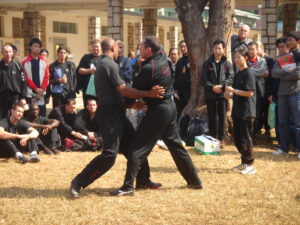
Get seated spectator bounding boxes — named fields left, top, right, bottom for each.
left=0, top=103, right=39, bottom=163
left=25, top=104, right=60, bottom=155
left=74, top=98, right=103, bottom=151
left=48, top=98, right=87, bottom=151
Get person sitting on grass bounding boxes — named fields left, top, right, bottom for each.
left=74, top=98, right=103, bottom=151
left=48, top=98, right=87, bottom=151
left=0, top=103, right=40, bottom=163
left=24, top=103, right=60, bottom=155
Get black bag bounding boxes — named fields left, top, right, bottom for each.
left=185, top=117, right=208, bottom=146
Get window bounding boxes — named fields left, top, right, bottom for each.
left=0, top=16, right=4, bottom=37
left=53, top=21, right=77, bottom=34
left=101, top=26, right=108, bottom=36
left=13, top=17, right=22, bottom=38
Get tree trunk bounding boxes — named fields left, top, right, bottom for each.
left=174, top=0, right=235, bottom=119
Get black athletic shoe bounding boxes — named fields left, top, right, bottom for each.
left=28, top=154, right=40, bottom=163
left=136, top=181, right=162, bottom=190
left=187, top=184, right=203, bottom=189
left=17, top=155, right=29, bottom=164
left=110, top=188, right=134, bottom=196
left=43, top=148, right=53, bottom=155
left=51, top=149, right=60, bottom=155
left=70, top=178, right=81, bottom=198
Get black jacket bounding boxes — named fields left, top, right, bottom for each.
left=73, top=109, right=100, bottom=135
left=49, top=60, right=77, bottom=97
left=201, top=55, right=234, bottom=99
left=174, top=55, right=190, bottom=91
left=0, top=59, right=27, bottom=98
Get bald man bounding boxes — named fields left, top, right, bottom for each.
left=70, top=38, right=165, bottom=198
left=0, top=44, right=27, bottom=118
left=231, top=24, right=252, bottom=66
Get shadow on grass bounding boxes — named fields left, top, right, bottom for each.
left=0, top=187, right=115, bottom=199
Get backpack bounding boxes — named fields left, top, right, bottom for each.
left=185, top=117, right=208, bottom=146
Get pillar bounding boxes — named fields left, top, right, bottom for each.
left=282, top=4, right=298, bottom=37
left=88, top=16, right=101, bottom=48
left=22, top=11, right=42, bottom=55
left=261, top=0, right=278, bottom=58
left=158, top=26, right=165, bottom=47
left=127, top=22, right=135, bottom=52
left=107, top=0, right=123, bottom=40
left=143, top=9, right=157, bottom=37
left=168, top=26, right=178, bottom=49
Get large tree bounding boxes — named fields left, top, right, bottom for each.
left=174, top=0, right=235, bottom=118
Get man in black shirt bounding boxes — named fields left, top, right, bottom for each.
left=111, top=37, right=202, bottom=196
left=48, top=98, right=86, bottom=151
left=201, top=40, right=234, bottom=148
left=0, top=44, right=27, bottom=118
left=0, top=103, right=39, bottom=163
left=77, top=39, right=102, bottom=106
left=174, top=40, right=191, bottom=116
left=74, top=98, right=103, bottom=151
left=70, top=37, right=165, bottom=198
left=25, top=104, right=60, bottom=154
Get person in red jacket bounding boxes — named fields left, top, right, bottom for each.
left=22, top=38, right=49, bottom=116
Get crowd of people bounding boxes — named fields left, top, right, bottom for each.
left=0, top=23, right=299, bottom=197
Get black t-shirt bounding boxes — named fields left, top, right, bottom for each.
left=232, top=68, right=256, bottom=118
left=94, top=55, right=124, bottom=106
left=0, top=117, right=30, bottom=134
left=77, top=54, right=102, bottom=93
left=25, top=115, right=49, bottom=133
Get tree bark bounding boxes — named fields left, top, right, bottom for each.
left=174, top=0, right=235, bottom=119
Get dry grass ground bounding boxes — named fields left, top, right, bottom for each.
left=0, top=136, right=299, bottom=225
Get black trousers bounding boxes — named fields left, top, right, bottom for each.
left=0, top=92, right=20, bottom=119
left=122, top=100, right=201, bottom=190
left=259, top=96, right=271, bottom=132
left=233, top=117, right=255, bottom=165
left=0, top=138, right=38, bottom=158
left=74, top=105, right=151, bottom=188
left=177, top=89, right=191, bottom=117
left=254, top=90, right=263, bottom=136
left=206, top=98, right=226, bottom=141
left=39, top=128, right=59, bottom=149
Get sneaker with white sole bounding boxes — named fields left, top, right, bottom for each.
left=28, top=154, right=40, bottom=163
left=272, top=149, right=288, bottom=156
left=241, top=164, right=255, bottom=175
left=110, top=188, right=134, bottom=196
left=231, top=164, right=246, bottom=172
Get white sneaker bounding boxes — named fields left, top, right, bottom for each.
left=241, top=164, right=255, bottom=175
left=156, top=140, right=168, bottom=150
left=297, top=152, right=300, bottom=159
left=272, top=149, right=288, bottom=156
left=231, top=164, right=246, bottom=172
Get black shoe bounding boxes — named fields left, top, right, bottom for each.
left=70, top=178, right=81, bottom=198
left=51, top=149, right=60, bottom=155
left=28, top=154, right=40, bottom=163
left=110, top=188, right=134, bottom=196
left=187, top=184, right=203, bottom=189
left=136, top=181, right=162, bottom=190
left=43, top=148, right=54, bottom=155
left=17, top=155, right=29, bottom=164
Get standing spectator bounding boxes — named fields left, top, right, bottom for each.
left=258, top=42, right=275, bottom=137
left=0, top=103, right=40, bottom=163
left=225, top=48, right=256, bottom=175
left=231, top=24, right=252, bottom=70
left=272, top=34, right=300, bottom=159
left=168, top=48, right=179, bottom=80
left=48, top=98, right=86, bottom=151
left=247, top=42, right=268, bottom=138
left=22, top=38, right=49, bottom=117
left=77, top=39, right=101, bottom=106
left=116, top=40, right=133, bottom=85
left=74, top=98, right=103, bottom=151
left=174, top=40, right=191, bottom=116
left=201, top=40, right=234, bottom=149
left=0, top=44, right=27, bottom=118
left=40, top=49, right=49, bottom=61
left=25, top=104, right=60, bottom=155
left=48, top=46, right=77, bottom=108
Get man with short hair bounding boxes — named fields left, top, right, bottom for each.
left=247, top=41, right=269, bottom=138
left=0, top=44, right=27, bottom=118
left=77, top=39, right=102, bottom=105
left=25, top=104, right=60, bottom=155
left=174, top=40, right=191, bottom=116
left=116, top=40, right=133, bottom=85
left=22, top=38, right=49, bottom=116
left=111, top=36, right=202, bottom=196
left=74, top=98, right=103, bottom=151
left=0, top=103, right=39, bottom=163
left=48, top=98, right=86, bottom=151
left=70, top=37, right=165, bottom=198
left=287, top=31, right=300, bottom=61
left=201, top=39, right=234, bottom=148
left=231, top=24, right=252, bottom=67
